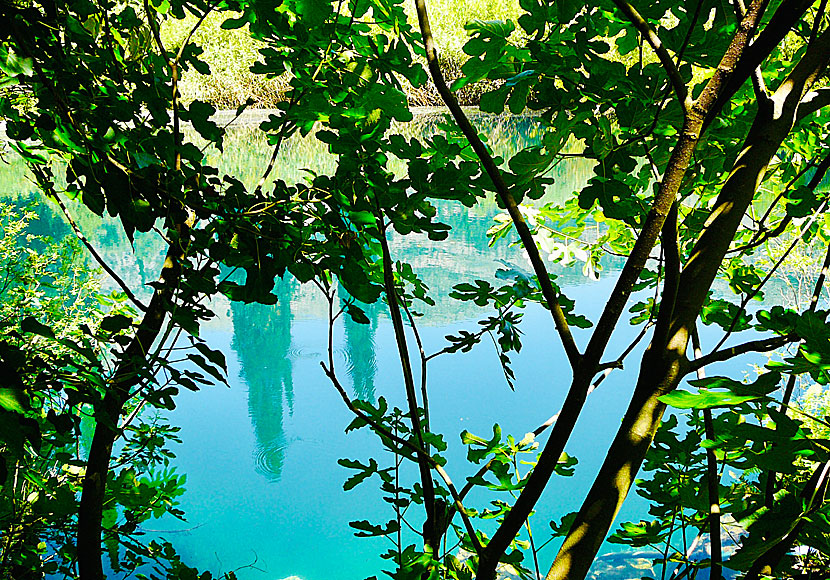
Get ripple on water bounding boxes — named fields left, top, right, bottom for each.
left=285, top=346, right=320, bottom=360
left=253, top=440, right=290, bottom=481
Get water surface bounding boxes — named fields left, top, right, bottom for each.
left=1, top=112, right=768, bottom=580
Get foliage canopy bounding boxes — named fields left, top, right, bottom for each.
left=2, top=0, right=830, bottom=578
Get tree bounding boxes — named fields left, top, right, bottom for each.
left=3, top=0, right=830, bottom=579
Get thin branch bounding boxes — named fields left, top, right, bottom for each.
left=609, top=0, right=690, bottom=111
left=412, top=0, right=581, bottom=369
left=50, top=191, right=147, bottom=312
left=675, top=0, right=706, bottom=66
left=589, top=321, right=653, bottom=393
left=400, top=299, right=430, bottom=433
left=319, top=362, right=483, bottom=555
left=142, top=0, right=166, bottom=56
left=810, top=0, right=829, bottom=44
left=727, top=160, right=819, bottom=254
left=711, top=197, right=829, bottom=352
left=254, top=93, right=302, bottom=194
left=173, top=0, right=222, bottom=65
left=690, top=326, right=722, bottom=580
left=458, top=320, right=653, bottom=503
left=686, top=334, right=797, bottom=372
left=764, top=241, right=830, bottom=504
left=375, top=217, right=439, bottom=551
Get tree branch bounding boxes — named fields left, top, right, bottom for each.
left=545, top=5, right=770, bottom=579
left=690, top=325, right=722, bottom=580
left=77, top=217, right=190, bottom=580
left=652, top=201, right=681, bottom=350
left=319, top=362, right=483, bottom=556
left=375, top=217, right=439, bottom=552
left=686, top=334, right=796, bottom=372
left=810, top=0, right=829, bottom=44
left=412, top=0, right=581, bottom=369
left=764, top=241, right=830, bottom=504
left=400, top=299, right=431, bottom=433
left=745, top=460, right=830, bottom=580
left=729, top=151, right=830, bottom=254
left=51, top=191, right=148, bottom=312
left=797, top=87, right=830, bottom=121
left=711, top=197, right=829, bottom=353
left=703, top=0, right=812, bottom=130
left=610, top=0, right=689, bottom=111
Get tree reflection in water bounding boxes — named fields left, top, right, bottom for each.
left=231, top=277, right=296, bottom=480
left=339, top=283, right=379, bottom=403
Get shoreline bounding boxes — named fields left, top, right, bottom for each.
left=210, top=105, right=486, bottom=127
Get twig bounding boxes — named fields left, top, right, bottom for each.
left=254, top=93, right=302, bottom=194
left=50, top=191, right=148, bottom=312
left=710, top=197, right=829, bottom=354
left=319, top=361, right=484, bottom=555
left=686, top=334, right=797, bottom=372
left=764, top=241, right=830, bottom=504
left=400, top=299, right=430, bottom=433
left=729, top=153, right=830, bottom=255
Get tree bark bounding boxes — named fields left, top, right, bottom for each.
left=546, top=24, right=830, bottom=580
left=77, top=224, right=188, bottom=580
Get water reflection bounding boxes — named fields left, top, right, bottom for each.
left=213, top=112, right=596, bottom=485
left=231, top=277, right=297, bottom=480
left=2, top=112, right=598, bottom=488
left=339, top=285, right=380, bottom=403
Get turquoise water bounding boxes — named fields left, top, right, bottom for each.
left=2, top=113, right=772, bottom=580
left=151, top=118, right=644, bottom=580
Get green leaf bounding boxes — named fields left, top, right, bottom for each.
left=100, top=314, right=133, bottom=333
left=348, top=519, right=400, bottom=537
left=20, top=317, right=55, bottom=339
left=0, top=388, right=27, bottom=414
left=338, top=458, right=380, bottom=490
left=658, top=389, right=759, bottom=409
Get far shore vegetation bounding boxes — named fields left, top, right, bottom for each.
left=161, top=0, right=522, bottom=108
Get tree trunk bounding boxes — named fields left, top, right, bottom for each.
left=76, top=222, right=188, bottom=580
left=546, top=348, right=685, bottom=580
left=546, top=25, right=830, bottom=577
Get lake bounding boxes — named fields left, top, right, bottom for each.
left=2, top=111, right=767, bottom=580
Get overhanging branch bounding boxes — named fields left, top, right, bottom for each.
left=610, top=0, right=689, bottom=111
left=412, top=0, right=581, bottom=369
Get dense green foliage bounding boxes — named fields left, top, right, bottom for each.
left=2, top=0, right=830, bottom=579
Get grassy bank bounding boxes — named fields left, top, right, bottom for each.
left=161, top=0, right=523, bottom=109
